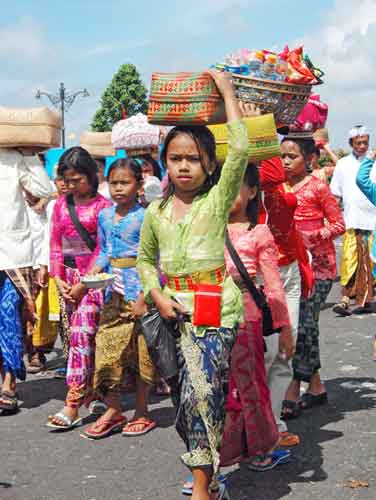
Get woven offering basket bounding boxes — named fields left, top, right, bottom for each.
left=209, top=114, right=280, bottom=164
left=231, top=74, right=312, bottom=126
left=148, top=72, right=226, bottom=126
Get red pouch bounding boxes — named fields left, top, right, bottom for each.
left=193, top=284, right=222, bottom=328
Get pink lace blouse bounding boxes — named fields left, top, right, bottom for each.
left=225, top=224, right=290, bottom=328
left=50, top=194, right=112, bottom=280
left=293, top=175, right=345, bottom=281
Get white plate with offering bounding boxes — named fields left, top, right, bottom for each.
left=81, top=273, right=115, bottom=289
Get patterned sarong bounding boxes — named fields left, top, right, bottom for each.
left=0, top=272, right=26, bottom=380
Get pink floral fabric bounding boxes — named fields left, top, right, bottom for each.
left=225, top=224, right=290, bottom=329
left=50, top=194, right=112, bottom=279
left=293, top=176, right=345, bottom=281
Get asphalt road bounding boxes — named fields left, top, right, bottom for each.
left=1, top=279, right=376, bottom=500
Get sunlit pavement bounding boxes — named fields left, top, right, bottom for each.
left=1, top=278, right=375, bottom=500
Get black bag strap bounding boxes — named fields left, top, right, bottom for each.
left=66, top=194, right=96, bottom=252
left=225, top=229, right=267, bottom=311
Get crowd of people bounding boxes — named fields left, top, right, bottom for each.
left=1, top=71, right=376, bottom=500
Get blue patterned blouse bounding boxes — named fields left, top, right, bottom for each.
left=96, top=203, right=144, bottom=302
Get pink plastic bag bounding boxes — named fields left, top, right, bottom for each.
left=291, top=94, right=328, bottom=133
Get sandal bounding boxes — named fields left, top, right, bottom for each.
left=27, top=352, right=46, bottom=374
left=281, top=400, right=301, bottom=420
left=279, top=431, right=300, bottom=447
left=212, top=483, right=230, bottom=500
left=248, top=449, right=291, bottom=472
left=332, top=301, right=352, bottom=316
left=299, top=392, right=328, bottom=410
left=155, top=379, right=171, bottom=396
left=46, top=410, right=82, bottom=431
left=54, top=367, right=67, bottom=379
left=122, top=416, right=156, bottom=436
left=82, top=414, right=127, bottom=440
left=0, top=390, right=19, bottom=412
left=352, top=304, right=373, bottom=315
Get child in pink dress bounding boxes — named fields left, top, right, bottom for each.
left=221, top=164, right=293, bottom=470
left=47, top=147, right=112, bottom=430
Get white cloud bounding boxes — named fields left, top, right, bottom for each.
left=299, top=0, right=376, bottom=147
left=84, top=39, right=151, bottom=58
left=0, top=16, right=54, bottom=62
left=176, top=0, right=255, bottom=37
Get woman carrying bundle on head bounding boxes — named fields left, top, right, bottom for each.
left=281, top=135, right=345, bottom=411
left=47, top=147, right=112, bottom=431
left=137, top=70, right=249, bottom=500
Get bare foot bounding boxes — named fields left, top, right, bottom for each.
left=284, top=379, right=301, bottom=402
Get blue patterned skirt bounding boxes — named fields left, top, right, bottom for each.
left=0, top=272, right=26, bottom=380
left=172, top=321, right=235, bottom=480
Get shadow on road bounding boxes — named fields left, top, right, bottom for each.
left=0, top=482, right=12, bottom=489
left=227, top=376, right=376, bottom=500
left=16, top=377, right=66, bottom=409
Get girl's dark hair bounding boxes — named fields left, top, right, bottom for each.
left=106, top=158, right=143, bottom=183
left=159, top=125, right=219, bottom=208
left=137, top=154, right=162, bottom=180
left=281, top=137, right=316, bottom=163
left=58, top=146, right=99, bottom=195
left=243, top=163, right=260, bottom=226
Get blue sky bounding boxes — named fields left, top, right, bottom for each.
left=1, top=0, right=376, bottom=148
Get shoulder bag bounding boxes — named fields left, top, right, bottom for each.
left=225, top=230, right=281, bottom=337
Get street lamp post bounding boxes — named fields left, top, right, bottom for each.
left=35, top=82, right=89, bottom=147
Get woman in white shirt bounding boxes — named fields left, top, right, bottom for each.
left=0, top=150, right=52, bottom=413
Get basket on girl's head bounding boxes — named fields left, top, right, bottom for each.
left=232, top=74, right=312, bottom=127
left=147, top=71, right=313, bottom=128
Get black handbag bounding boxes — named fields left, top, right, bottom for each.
left=140, top=308, right=181, bottom=381
left=225, top=230, right=281, bottom=337
left=66, top=194, right=96, bottom=252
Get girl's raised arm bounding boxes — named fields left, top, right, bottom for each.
left=208, top=70, right=251, bottom=214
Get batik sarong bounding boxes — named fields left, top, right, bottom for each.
left=172, top=321, right=235, bottom=483
left=93, top=293, right=155, bottom=396
left=341, top=229, right=373, bottom=305
left=293, top=279, right=332, bottom=382
left=0, top=272, right=26, bottom=380
left=220, top=320, right=279, bottom=466
left=32, top=278, right=59, bottom=351
left=64, top=268, right=103, bottom=409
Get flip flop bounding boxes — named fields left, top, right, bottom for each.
left=299, top=392, right=328, bottom=410
left=281, top=400, right=301, bottom=420
left=181, top=473, right=227, bottom=496
left=0, top=390, right=19, bottom=412
left=122, top=417, right=156, bottom=436
left=279, top=432, right=300, bottom=447
left=332, top=302, right=352, bottom=316
left=53, top=367, right=67, bottom=379
left=352, top=305, right=373, bottom=315
left=82, top=414, right=127, bottom=440
left=46, top=410, right=83, bottom=431
left=248, top=449, right=291, bottom=472
left=212, top=483, right=230, bottom=500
